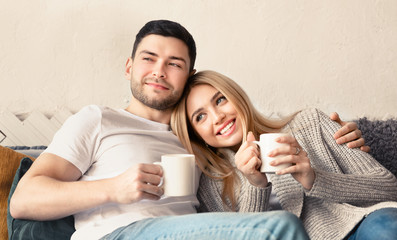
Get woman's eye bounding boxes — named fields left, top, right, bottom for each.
left=216, top=96, right=227, bottom=105
left=195, top=113, right=204, bottom=122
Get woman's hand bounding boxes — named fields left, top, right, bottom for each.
left=268, top=135, right=315, bottom=190
left=234, top=132, right=268, bottom=188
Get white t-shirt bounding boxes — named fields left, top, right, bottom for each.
left=44, top=105, right=200, bottom=240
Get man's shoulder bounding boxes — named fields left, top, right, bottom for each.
left=74, top=105, right=123, bottom=121
left=78, top=105, right=114, bottom=115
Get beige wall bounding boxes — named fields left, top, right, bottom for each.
left=1, top=0, right=396, bottom=120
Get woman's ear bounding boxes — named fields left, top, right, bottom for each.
left=125, top=57, right=133, bottom=80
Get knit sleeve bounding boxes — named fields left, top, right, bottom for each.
left=196, top=173, right=225, bottom=213
left=196, top=162, right=272, bottom=213
left=295, top=108, right=397, bottom=203
left=238, top=181, right=272, bottom=212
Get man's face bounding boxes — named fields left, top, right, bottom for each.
left=126, top=34, right=192, bottom=111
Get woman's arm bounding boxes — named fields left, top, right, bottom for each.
left=330, top=112, right=370, bottom=152
left=298, top=109, right=397, bottom=203
left=196, top=163, right=272, bottom=213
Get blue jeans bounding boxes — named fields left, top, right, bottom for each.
left=101, top=210, right=309, bottom=240
left=347, top=208, right=397, bottom=240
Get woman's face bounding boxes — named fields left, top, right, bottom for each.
left=186, top=84, right=243, bottom=150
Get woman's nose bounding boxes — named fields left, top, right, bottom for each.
left=212, top=111, right=226, bottom=125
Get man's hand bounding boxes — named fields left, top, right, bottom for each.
left=10, top=155, right=164, bottom=221
left=330, top=112, right=370, bottom=152
left=111, top=163, right=164, bottom=204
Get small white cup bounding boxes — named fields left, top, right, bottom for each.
left=155, top=154, right=196, bottom=197
left=254, top=133, right=292, bottom=173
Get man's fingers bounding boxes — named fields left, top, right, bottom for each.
left=334, top=124, right=360, bottom=141
left=360, top=145, right=371, bottom=153
left=343, top=122, right=359, bottom=132
left=346, top=138, right=365, bottom=148
left=137, top=163, right=163, bottom=175
left=336, top=129, right=362, bottom=144
left=131, top=164, right=163, bottom=186
left=340, top=136, right=370, bottom=151
left=138, top=191, right=163, bottom=201
left=330, top=112, right=342, bottom=124
left=334, top=125, right=349, bottom=139
left=141, top=183, right=164, bottom=197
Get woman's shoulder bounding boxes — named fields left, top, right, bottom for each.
left=287, top=108, right=333, bottom=134
left=289, top=108, right=344, bottom=139
left=290, top=108, right=328, bottom=124
left=294, top=108, right=328, bottom=118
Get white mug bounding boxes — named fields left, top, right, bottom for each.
left=254, top=133, right=292, bottom=173
left=155, top=154, right=196, bottom=197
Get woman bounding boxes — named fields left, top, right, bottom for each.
left=171, top=70, right=397, bottom=240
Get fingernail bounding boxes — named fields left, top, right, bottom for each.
left=347, top=143, right=352, bottom=148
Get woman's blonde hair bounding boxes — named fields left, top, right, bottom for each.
left=171, top=70, right=292, bottom=209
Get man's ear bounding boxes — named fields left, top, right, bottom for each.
left=125, top=57, right=133, bottom=80
left=189, top=69, right=196, bottom=77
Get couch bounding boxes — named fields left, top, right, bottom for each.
left=0, top=146, right=32, bottom=240
left=1, top=146, right=74, bottom=240
left=1, top=118, right=396, bottom=239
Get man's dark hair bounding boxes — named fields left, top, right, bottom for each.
left=131, top=20, right=196, bottom=72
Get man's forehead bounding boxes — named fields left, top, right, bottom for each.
left=137, top=34, right=190, bottom=61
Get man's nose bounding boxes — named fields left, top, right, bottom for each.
left=152, top=63, right=166, bottom=79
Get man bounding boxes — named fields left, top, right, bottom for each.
left=10, top=20, right=364, bottom=239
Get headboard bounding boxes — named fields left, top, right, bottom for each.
left=0, top=110, right=72, bottom=147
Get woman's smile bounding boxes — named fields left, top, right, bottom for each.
left=217, top=119, right=236, bottom=136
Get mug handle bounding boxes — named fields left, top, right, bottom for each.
left=252, top=141, right=261, bottom=155
left=153, top=162, right=164, bottom=187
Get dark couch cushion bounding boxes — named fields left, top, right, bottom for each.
left=356, top=117, right=397, bottom=177
left=0, top=146, right=32, bottom=240
left=7, top=157, right=75, bottom=240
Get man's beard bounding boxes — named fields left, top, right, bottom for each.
left=130, top=78, right=182, bottom=111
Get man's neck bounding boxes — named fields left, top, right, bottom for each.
left=125, top=98, right=172, bottom=124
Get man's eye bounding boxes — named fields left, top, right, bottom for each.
left=143, top=57, right=152, bottom=61
left=216, top=96, right=227, bottom=105
left=169, top=63, right=181, bottom=68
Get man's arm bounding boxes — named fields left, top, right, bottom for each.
left=10, top=153, right=164, bottom=221
left=330, top=112, right=370, bottom=152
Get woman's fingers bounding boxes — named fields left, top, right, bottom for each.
left=268, top=144, right=304, bottom=157
left=270, top=154, right=298, bottom=167
left=270, top=150, right=309, bottom=169
left=242, top=156, right=262, bottom=174
left=235, top=142, right=260, bottom=169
